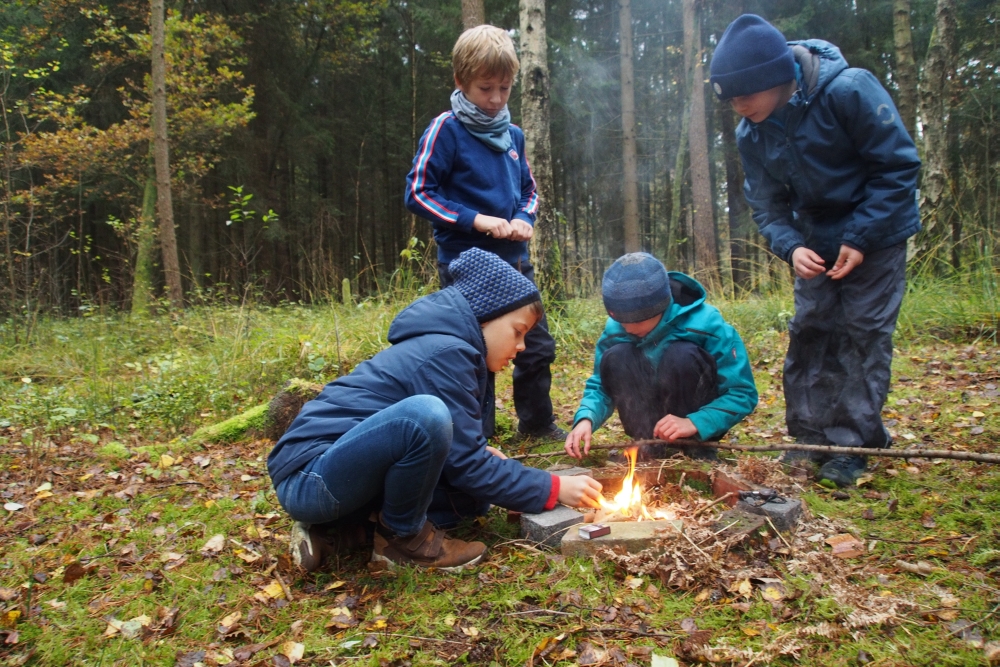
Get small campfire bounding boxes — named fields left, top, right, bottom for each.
left=587, top=447, right=685, bottom=524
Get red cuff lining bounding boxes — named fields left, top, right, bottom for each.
left=544, top=474, right=560, bottom=510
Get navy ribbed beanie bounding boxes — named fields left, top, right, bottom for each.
left=602, top=253, right=672, bottom=323
left=709, top=14, right=795, bottom=100
left=448, top=248, right=541, bottom=323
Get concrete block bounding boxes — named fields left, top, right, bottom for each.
left=736, top=497, right=803, bottom=533
left=520, top=505, right=585, bottom=547
left=561, top=519, right=685, bottom=558
left=711, top=509, right=767, bottom=544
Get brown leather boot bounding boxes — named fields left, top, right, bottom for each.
left=371, top=517, right=486, bottom=572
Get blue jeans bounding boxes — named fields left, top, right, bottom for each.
left=274, top=395, right=452, bottom=536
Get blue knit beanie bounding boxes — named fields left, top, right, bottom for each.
left=602, top=253, right=672, bottom=323
left=448, top=248, right=541, bottom=323
left=709, top=14, right=795, bottom=100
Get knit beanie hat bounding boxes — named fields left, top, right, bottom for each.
left=602, top=253, right=673, bottom=323
left=709, top=14, right=795, bottom=100
left=448, top=248, right=541, bottom=323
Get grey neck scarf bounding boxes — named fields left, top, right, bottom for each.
left=451, top=89, right=512, bottom=152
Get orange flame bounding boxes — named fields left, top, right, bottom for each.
left=599, top=446, right=679, bottom=521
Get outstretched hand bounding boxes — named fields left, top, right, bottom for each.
left=558, top=475, right=603, bottom=509
left=564, top=420, right=593, bottom=460
left=653, top=414, right=698, bottom=441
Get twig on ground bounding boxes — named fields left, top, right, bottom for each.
left=692, top=491, right=735, bottom=517
left=765, top=516, right=793, bottom=550
left=505, top=609, right=575, bottom=617
left=946, top=602, right=1000, bottom=636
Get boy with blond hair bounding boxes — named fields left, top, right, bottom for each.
left=405, top=25, right=565, bottom=442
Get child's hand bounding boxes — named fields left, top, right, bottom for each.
left=473, top=214, right=514, bottom=239
left=485, top=446, right=508, bottom=460
left=558, top=475, right=603, bottom=509
left=791, top=247, right=826, bottom=279
left=826, top=245, right=864, bottom=280
left=653, top=415, right=698, bottom=442
left=508, top=219, right=534, bottom=242
left=564, top=420, right=593, bottom=459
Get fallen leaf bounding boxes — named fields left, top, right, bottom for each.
left=443, top=614, right=456, bottom=627
left=825, top=534, right=864, bottom=559
left=280, top=641, right=304, bottom=664
left=680, top=618, right=698, bottom=633
left=159, top=454, right=175, bottom=468
left=201, top=534, right=226, bottom=555
left=741, top=625, right=761, bottom=636
left=887, top=498, right=899, bottom=513
left=895, top=559, right=935, bottom=576
left=323, top=581, right=346, bottom=592
left=651, top=655, right=680, bottom=667
left=2, top=610, right=21, bottom=628
left=461, top=625, right=479, bottom=637
left=862, top=508, right=876, bottom=521
left=217, top=611, right=241, bottom=636
left=3, top=503, right=24, bottom=512
left=761, top=583, right=785, bottom=602
left=33, top=482, right=52, bottom=493
left=986, top=641, right=1000, bottom=665
left=326, top=606, right=357, bottom=630
left=921, top=510, right=937, bottom=528
left=262, top=581, right=286, bottom=600
left=625, top=576, right=643, bottom=589
left=0, top=589, right=18, bottom=602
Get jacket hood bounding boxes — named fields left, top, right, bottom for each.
left=788, top=39, right=848, bottom=101
left=387, top=287, right=484, bottom=353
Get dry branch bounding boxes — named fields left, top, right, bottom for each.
left=514, top=438, right=1000, bottom=465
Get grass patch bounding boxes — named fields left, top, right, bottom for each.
left=1, top=275, right=999, bottom=665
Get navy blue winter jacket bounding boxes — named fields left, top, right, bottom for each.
left=738, top=40, right=921, bottom=265
left=404, top=112, right=538, bottom=265
left=266, top=288, right=555, bottom=513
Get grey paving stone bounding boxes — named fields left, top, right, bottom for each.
left=736, top=497, right=803, bottom=533
left=520, top=505, right=585, bottom=547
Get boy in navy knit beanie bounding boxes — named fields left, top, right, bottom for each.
left=270, top=247, right=602, bottom=573
left=565, top=253, right=757, bottom=461
left=710, top=15, right=920, bottom=487
left=404, top=25, right=564, bottom=443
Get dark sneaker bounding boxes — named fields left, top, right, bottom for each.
left=371, top=519, right=486, bottom=572
left=290, top=519, right=373, bottom=572
left=290, top=521, right=331, bottom=572
left=515, top=422, right=569, bottom=442
left=817, top=455, right=867, bottom=488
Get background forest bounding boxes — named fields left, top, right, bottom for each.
left=1, top=0, right=997, bottom=319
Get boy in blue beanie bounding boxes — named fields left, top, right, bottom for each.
left=564, top=253, right=758, bottom=461
left=404, top=25, right=564, bottom=442
left=710, top=15, right=921, bottom=487
left=269, top=248, right=602, bottom=572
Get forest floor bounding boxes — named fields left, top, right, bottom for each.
left=1, top=291, right=999, bottom=666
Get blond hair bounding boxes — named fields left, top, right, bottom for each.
left=452, top=25, right=520, bottom=87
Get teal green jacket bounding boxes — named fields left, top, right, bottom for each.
left=573, top=273, right=758, bottom=440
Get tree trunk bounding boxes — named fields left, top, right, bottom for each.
left=461, top=0, right=485, bottom=29
left=892, top=0, right=919, bottom=139
left=719, top=103, right=751, bottom=293
left=151, top=0, right=183, bottom=308
left=519, top=0, right=563, bottom=301
left=683, top=0, right=720, bottom=290
left=131, top=174, right=157, bottom=316
left=618, top=0, right=640, bottom=253
left=916, top=0, right=957, bottom=264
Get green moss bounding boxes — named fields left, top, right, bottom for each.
left=96, top=441, right=131, bottom=460
left=191, top=402, right=269, bottom=443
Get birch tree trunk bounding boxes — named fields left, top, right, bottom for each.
left=683, top=0, right=720, bottom=289
left=519, top=0, right=563, bottom=300
left=461, top=0, right=485, bottom=29
left=151, top=0, right=182, bottom=308
left=916, top=0, right=957, bottom=262
left=131, top=175, right=157, bottom=315
left=617, top=0, right=640, bottom=253
left=893, top=0, right=918, bottom=139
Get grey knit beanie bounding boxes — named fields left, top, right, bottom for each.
left=448, top=248, right=541, bottom=323
left=602, top=253, right=672, bottom=323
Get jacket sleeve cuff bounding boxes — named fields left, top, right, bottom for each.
left=544, top=474, right=560, bottom=510
left=456, top=209, right=478, bottom=233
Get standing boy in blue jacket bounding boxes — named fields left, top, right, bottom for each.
left=404, top=25, right=563, bottom=442
left=564, top=253, right=758, bottom=461
left=269, top=249, right=602, bottom=573
left=710, top=15, right=921, bottom=487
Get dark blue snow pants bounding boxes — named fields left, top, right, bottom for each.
left=784, top=243, right=907, bottom=449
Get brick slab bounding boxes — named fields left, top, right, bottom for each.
left=561, top=519, right=685, bottom=558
